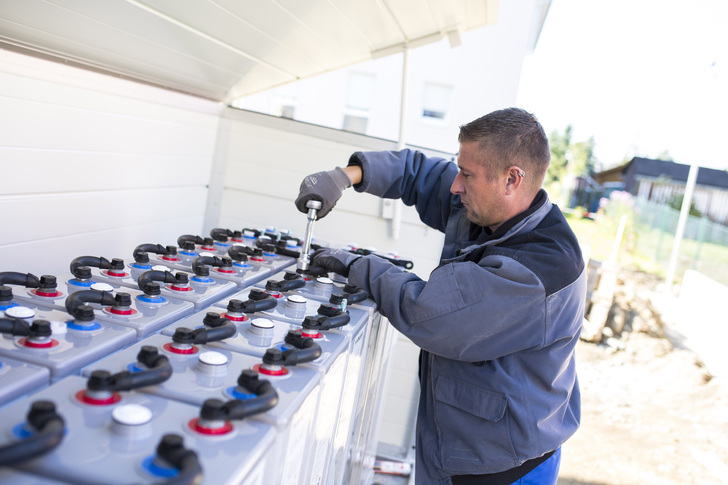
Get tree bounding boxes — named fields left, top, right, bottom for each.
left=570, top=136, right=596, bottom=175
left=545, top=125, right=597, bottom=185
left=654, top=150, right=673, bottom=161
left=667, top=194, right=702, bottom=217
left=545, top=125, right=572, bottom=187
left=544, top=126, right=598, bottom=209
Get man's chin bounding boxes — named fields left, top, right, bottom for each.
left=465, top=213, right=488, bottom=227
left=465, top=214, right=480, bottom=225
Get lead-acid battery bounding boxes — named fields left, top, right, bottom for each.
left=0, top=375, right=277, bottom=484
left=0, top=303, right=135, bottom=382
left=159, top=306, right=353, bottom=485
left=81, top=331, right=322, bottom=485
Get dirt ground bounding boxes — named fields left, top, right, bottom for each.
left=557, top=270, right=728, bottom=485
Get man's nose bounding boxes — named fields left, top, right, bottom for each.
left=451, top=172, right=464, bottom=194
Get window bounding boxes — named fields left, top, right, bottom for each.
left=278, top=104, right=295, bottom=119
left=342, top=114, right=368, bottom=133
left=343, top=72, right=375, bottom=134
left=421, top=83, right=453, bottom=120
left=272, top=84, right=298, bottom=119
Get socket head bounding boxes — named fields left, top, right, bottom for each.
left=306, top=200, right=323, bottom=210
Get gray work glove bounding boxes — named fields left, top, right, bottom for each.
left=295, top=167, right=352, bottom=219
left=309, top=248, right=361, bottom=278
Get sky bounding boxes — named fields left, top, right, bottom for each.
left=516, top=0, right=728, bottom=171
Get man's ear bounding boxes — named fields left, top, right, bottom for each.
left=505, top=166, right=525, bottom=195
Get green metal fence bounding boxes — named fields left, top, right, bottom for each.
left=630, top=198, right=728, bottom=286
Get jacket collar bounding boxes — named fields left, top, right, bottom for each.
left=459, top=189, right=552, bottom=255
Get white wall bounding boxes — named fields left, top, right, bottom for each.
left=208, top=107, right=450, bottom=278
left=0, top=49, right=224, bottom=278
left=233, top=0, right=542, bottom=155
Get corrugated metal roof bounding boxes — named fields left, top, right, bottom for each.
left=0, top=0, right=503, bottom=102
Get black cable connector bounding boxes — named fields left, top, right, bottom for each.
left=200, top=371, right=278, bottom=422
left=171, top=320, right=235, bottom=346
left=0, top=400, right=65, bottom=466
left=65, top=290, right=116, bottom=318
left=341, top=284, right=370, bottom=304
left=133, top=243, right=172, bottom=263
left=137, top=270, right=188, bottom=293
left=0, top=318, right=54, bottom=340
left=226, top=289, right=277, bottom=314
left=70, top=256, right=111, bottom=276
left=152, top=434, right=204, bottom=485
left=192, top=256, right=232, bottom=275
left=301, top=306, right=351, bottom=331
left=264, top=276, right=305, bottom=293
left=85, top=346, right=172, bottom=392
left=226, top=246, right=249, bottom=264
left=262, top=333, right=322, bottom=366
left=0, top=271, right=40, bottom=288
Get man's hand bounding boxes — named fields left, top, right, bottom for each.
left=295, top=167, right=352, bottom=219
left=309, top=248, right=361, bottom=277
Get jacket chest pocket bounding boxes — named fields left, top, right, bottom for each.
left=433, top=374, right=518, bottom=473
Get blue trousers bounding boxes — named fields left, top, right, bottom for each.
left=510, top=447, right=561, bottom=485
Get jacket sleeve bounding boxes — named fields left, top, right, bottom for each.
left=348, top=149, right=457, bottom=232
left=348, top=254, right=548, bottom=363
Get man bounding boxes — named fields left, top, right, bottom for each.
left=296, top=108, right=585, bottom=485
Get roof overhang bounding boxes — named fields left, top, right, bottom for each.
left=0, top=0, right=506, bottom=103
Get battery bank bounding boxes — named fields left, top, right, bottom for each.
left=49, top=277, right=195, bottom=339
left=159, top=307, right=353, bottom=485
left=0, top=375, right=277, bottom=484
left=252, top=271, right=393, bottom=485
left=81, top=332, right=322, bottom=485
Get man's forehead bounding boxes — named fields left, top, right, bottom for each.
left=457, top=142, right=488, bottom=169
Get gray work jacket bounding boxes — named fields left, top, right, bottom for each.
left=346, top=149, right=585, bottom=484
